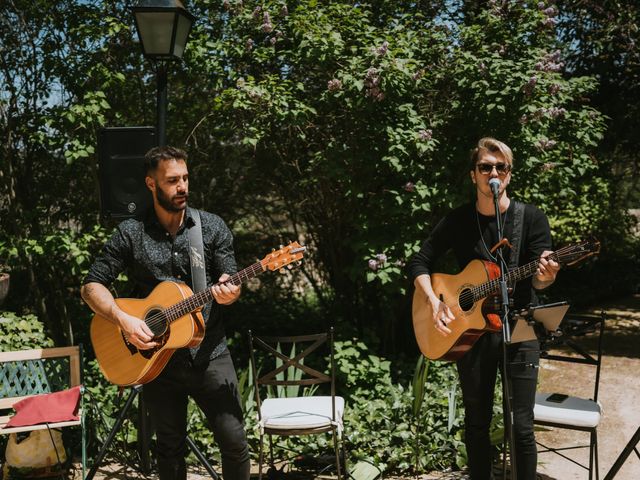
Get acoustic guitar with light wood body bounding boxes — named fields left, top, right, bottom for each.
left=91, top=242, right=306, bottom=386
left=412, top=239, right=600, bottom=361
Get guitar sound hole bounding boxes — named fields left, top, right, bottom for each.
left=459, top=288, right=474, bottom=312
left=145, top=309, right=169, bottom=337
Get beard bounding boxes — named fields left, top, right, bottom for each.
left=156, top=185, right=188, bottom=213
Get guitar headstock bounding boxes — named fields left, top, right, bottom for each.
left=260, top=241, right=306, bottom=271
left=555, top=238, right=600, bottom=267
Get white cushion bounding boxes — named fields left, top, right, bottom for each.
left=534, top=392, right=602, bottom=428
left=260, top=396, right=345, bottom=433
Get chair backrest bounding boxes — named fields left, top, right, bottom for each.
left=0, top=346, right=83, bottom=410
left=539, top=312, right=606, bottom=401
left=248, top=329, right=337, bottom=417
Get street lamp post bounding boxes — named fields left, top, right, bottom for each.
left=129, top=1, right=195, bottom=471
left=131, top=0, right=195, bottom=146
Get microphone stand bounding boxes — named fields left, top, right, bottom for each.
left=491, top=185, right=518, bottom=480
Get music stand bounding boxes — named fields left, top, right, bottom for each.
left=85, top=385, right=220, bottom=480
left=510, top=301, right=570, bottom=344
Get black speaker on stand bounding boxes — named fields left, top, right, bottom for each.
left=97, top=127, right=156, bottom=219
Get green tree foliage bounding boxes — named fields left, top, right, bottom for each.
left=0, top=0, right=117, bottom=345
left=556, top=0, right=640, bottom=205
left=0, top=1, right=638, bottom=472
left=2, top=0, right=633, bottom=351
left=180, top=0, right=619, bottom=349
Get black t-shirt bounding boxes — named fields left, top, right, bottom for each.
left=406, top=200, right=552, bottom=309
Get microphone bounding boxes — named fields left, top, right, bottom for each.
left=489, top=178, right=501, bottom=197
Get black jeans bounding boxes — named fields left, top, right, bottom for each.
left=144, top=349, right=250, bottom=480
left=456, top=332, right=539, bottom=480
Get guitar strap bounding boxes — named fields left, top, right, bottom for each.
left=187, top=207, right=207, bottom=293
left=187, top=207, right=210, bottom=361
left=508, top=200, right=525, bottom=275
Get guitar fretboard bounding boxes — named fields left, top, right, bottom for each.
left=471, top=252, right=561, bottom=302
left=471, top=237, right=603, bottom=302
left=160, top=261, right=265, bottom=323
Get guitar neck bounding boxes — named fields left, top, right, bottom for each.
left=162, top=262, right=265, bottom=323
left=471, top=252, right=560, bottom=302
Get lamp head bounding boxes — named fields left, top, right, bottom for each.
left=131, top=0, right=196, bottom=60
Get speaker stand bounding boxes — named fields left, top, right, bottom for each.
left=85, top=385, right=219, bottom=480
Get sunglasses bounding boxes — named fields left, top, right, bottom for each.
left=476, top=162, right=511, bottom=175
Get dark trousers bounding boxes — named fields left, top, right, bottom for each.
left=456, top=332, right=539, bottom=480
left=144, top=349, right=250, bottom=480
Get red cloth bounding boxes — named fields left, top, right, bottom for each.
left=5, top=385, right=81, bottom=428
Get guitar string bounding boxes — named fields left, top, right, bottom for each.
left=455, top=244, right=581, bottom=307
left=143, top=261, right=265, bottom=332
left=146, top=261, right=263, bottom=329
left=142, top=252, right=300, bottom=332
left=459, top=245, right=575, bottom=304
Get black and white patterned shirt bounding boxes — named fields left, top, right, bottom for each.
left=83, top=207, right=237, bottom=365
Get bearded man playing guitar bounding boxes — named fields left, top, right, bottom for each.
left=407, top=137, right=560, bottom=480
left=81, top=146, right=249, bottom=480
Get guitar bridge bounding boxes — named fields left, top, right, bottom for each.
left=121, top=330, right=169, bottom=359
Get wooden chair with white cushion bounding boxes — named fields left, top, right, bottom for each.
left=248, top=328, right=346, bottom=479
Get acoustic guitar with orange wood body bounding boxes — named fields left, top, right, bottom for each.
left=412, top=239, right=600, bottom=361
left=91, top=242, right=306, bottom=386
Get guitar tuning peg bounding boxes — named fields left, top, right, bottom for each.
left=286, top=239, right=291, bottom=244
left=287, top=264, right=293, bottom=270
left=271, top=248, right=275, bottom=252
left=297, top=261, right=302, bottom=266
left=279, top=244, right=284, bottom=249
left=279, top=267, right=286, bottom=274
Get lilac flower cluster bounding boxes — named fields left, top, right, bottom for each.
left=548, top=83, right=561, bottom=95
left=368, top=253, right=388, bottom=272
left=520, top=106, right=567, bottom=123
left=535, top=50, right=564, bottom=72
left=538, top=2, right=558, bottom=27
left=365, top=67, right=384, bottom=101
left=280, top=5, right=288, bottom=16
left=403, top=181, right=415, bottom=192
left=536, top=138, right=557, bottom=151
left=545, top=106, right=567, bottom=118
left=375, top=41, right=389, bottom=57
left=262, top=12, right=273, bottom=33
left=523, top=75, right=537, bottom=96
left=327, top=78, right=342, bottom=92
left=246, top=38, right=254, bottom=51
left=418, top=129, right=432, bottom=141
